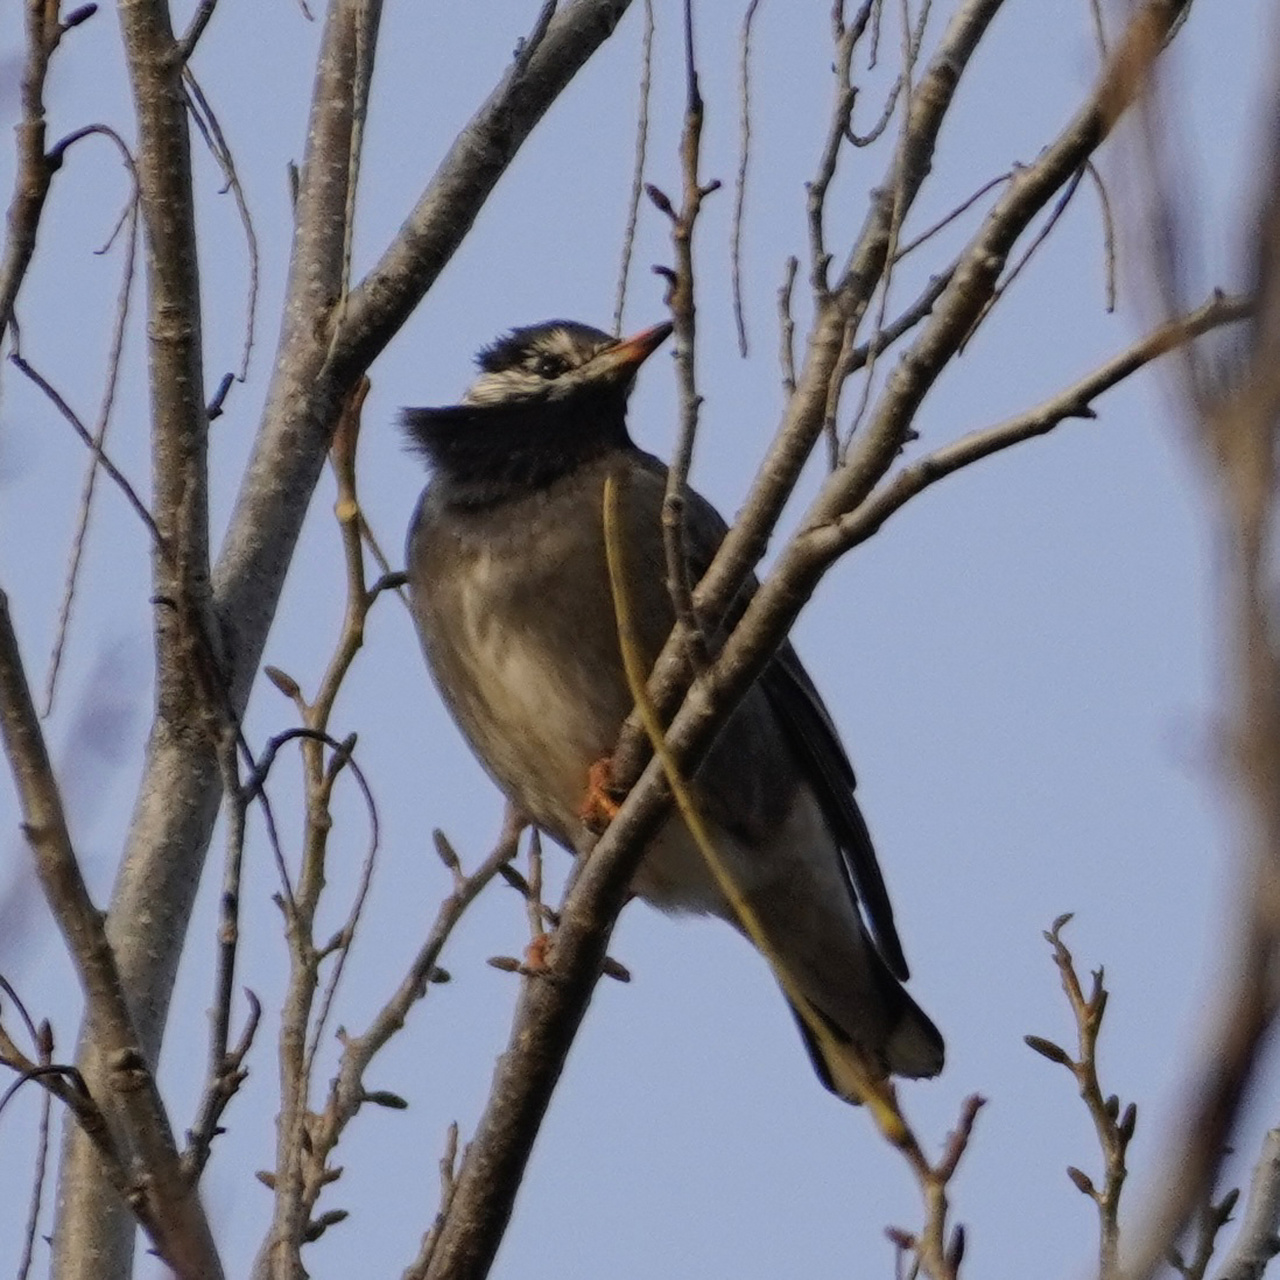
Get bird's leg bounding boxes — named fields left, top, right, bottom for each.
left=579, top=755, right=624, bottom=831
left=522, top=932, right=553, bottom=974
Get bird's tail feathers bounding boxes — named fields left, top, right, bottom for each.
left=786, top=974, right=944, bottom=1104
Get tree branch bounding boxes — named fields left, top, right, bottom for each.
left=333, top=0, right=633, bottom=374
left=1217, top=1130, right=1280, bottom=1280
left=0, top=590, right=224, bottom=1280
left=831, top=290, right=1251, bottom=552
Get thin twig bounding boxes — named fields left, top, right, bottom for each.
left=0, top=0, right=84, bottom=350
left=405, top=1122, right=461, bottom=1280
left=958, top=165, right=1086, bottom=354
left=177, top=0, right=217, bottom=61
left=778, top=255, right=799, bottom=397
left=828, top=290, right=1249, bottom=553
left=1025, top=916, right=1136, bottom=1279
left=16, top=1063, right=52, bottom=1280
left=731, top=0, right=762, bottom=355
left=613, top=0, right=654, bottom=335
left=837, top=0, right=935, bottom=458
left=8, top=353, right=162, bottom=544
left=893, top=171, right=1012, bottom=261
left=1084, top=159, right=1118, bottom=313
left=43, top=192, right=140, bottom=715
left=654, top=0, right=716, bottom=670
left=1168, top=1186, right=1241, bottom=1280
left=181, top=726, right=261, bottom=1182
left=183, top=67, right=259, bottom=385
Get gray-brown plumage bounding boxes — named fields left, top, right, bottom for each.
left=402, top=319, right=943, bottom=1100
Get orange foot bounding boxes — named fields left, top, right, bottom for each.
left=523, top=932, right=553, bottom=974
left=578, top=756, right=622, bottom=832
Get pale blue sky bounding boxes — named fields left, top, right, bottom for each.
left=0, top=2, right=1274, bottom=1278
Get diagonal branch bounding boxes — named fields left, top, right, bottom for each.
left=424, top=13, right=1203, bottom=1276
left=831, top=290, right=1251, bottom=552
left=0, top=590, right=224, bottom=1280
left=333, top=0, right=634, bottom=375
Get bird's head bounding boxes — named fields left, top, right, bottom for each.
left=463, top=319, right=672, bottom=407
left=402, top=319, right=672, bottom=506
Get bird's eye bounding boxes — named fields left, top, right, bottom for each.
left=530, top=353, right=567, bottom=379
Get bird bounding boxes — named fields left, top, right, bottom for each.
left=401, top=318, right=943, bottom=1101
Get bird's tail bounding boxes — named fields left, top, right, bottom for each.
left=785, top=959, right=944, bottom=1104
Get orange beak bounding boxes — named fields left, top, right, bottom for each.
left=597, top=321, right=674, bottom=376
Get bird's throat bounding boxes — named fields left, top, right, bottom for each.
left=403, top=391, right=632, bottom=508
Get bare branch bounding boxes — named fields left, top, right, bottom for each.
left=0, top=589, right=225, bottom=1279
left=8, top=351, right=159, bottom=544
left=176, top=0, right=218, bottom=62
left=731, top=0, right=762, bottom=355
left=0, top=0, right=99, bottom=350
left=613, top=0, right=654, bottom=335
left=1169, top=1187, right=1241, bottom=1280
left=256, top=817, right=523, bottom=1280
left=656, top=0, right=715, bottom=670
left=829, top=291, right=1250, bottom=552
left=1122, top=47, right=1280, bottom=1274
left=43, top=189, right=140, bottom=715
left=1027, top=917, right=1137, bottom=1279
left=335, top=0, right=636, bottom=375
left=1216, top=1130, right=1280, bottom=1280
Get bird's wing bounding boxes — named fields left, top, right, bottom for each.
left=660, top=457, right=909, bottom=981
left=760, top=647, right=908, bottom=979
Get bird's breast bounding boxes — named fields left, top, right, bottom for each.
left=407, top=479, right=636, bottom=846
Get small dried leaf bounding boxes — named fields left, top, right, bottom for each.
left=1024, top=1035, right=1072, bottom=1066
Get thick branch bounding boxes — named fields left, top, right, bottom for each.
left=54, top=0, right=220, bottom=1272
